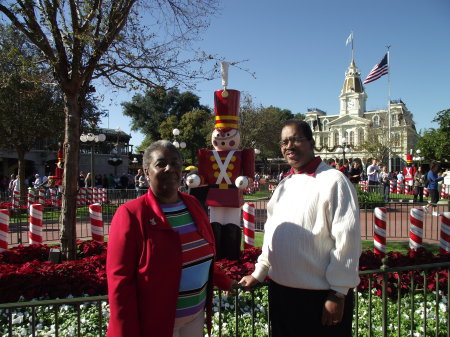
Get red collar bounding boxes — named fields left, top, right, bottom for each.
left=288, top=157, right=322, bottom=177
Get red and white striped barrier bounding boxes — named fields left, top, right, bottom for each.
left=50, top=188, right=58, bottom=207
left=12, top=190, right=20, bottom=209
left=373, top=207, right=387, bottom=256
left=389, top=180, right=395, bottom=193
left=441, top=184, right=448, bottom=199
left=359, top=181, right=368, bottom=192
left=440, top=212, right=450, bottom=254
left=29, top=204, right=43, bottom=245
left=100, top=188, right=107, bottom=204
left=424, top=188, right=429, bottom=197
left=405, top=184, right=410, bottom=195
left=409, top=208, right=424, bottom=251
left=396, top=183, right=402, bottom=194
left=89, top=203, right=104, bottom=243
left=0, top=209, right=9, bottom=252
left=242, top=203, right=255, bottom=249
left=87, top=188, right=93, bottom=205
left=27, top=188, right=36, bottom=208
left=79, top=187, right=87, bottom=205
left=93, top=187, right=99, bottom=204
left=253, top=180, right=259, bottom=191
left=38, top=189, right=45, bottom=205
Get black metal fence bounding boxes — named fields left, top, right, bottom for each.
left=1, top=261, right=450, bottom=337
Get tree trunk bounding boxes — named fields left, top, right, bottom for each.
left=59, top=93, right=81, bottom=260
left=17, top=149, right=27, bottom=206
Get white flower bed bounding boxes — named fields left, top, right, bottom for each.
left=0, top=289, right=448, bottom=336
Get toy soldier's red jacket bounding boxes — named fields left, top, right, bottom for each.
left=197, top=148, right=255, bottom=208
left=403, top=166, right=417, bottom=183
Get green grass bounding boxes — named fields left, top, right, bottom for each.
left=251, top=232, right=439, bottom=254
left=244, top=190, right=271, bottom=200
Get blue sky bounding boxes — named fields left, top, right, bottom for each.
left=98, top=0, right=450, bottom=148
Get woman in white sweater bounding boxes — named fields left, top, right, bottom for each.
left=240, top=120, right=361, bottom=337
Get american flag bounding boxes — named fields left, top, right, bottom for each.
left=363, top=54, right=389, bottom=84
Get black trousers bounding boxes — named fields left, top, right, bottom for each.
left=268, top=280, right=354, bottom=337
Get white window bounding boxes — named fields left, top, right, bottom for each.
left=358, top=129, right=364, bottom=145
left=372, top=115, right=380, bottom=127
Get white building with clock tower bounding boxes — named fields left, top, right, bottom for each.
left=305, top=57, right=419, bottom=171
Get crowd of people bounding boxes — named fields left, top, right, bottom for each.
left=259, top=155, right=448, bottom=218
left=77, top=171, right=149, bottom=191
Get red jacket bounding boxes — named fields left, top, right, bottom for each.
left=106, top=190, right=233, bottom=337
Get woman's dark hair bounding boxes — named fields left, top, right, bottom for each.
left=430, top=161, right=440, bottom=170
left=281, top=119, right=313, bottom=140
left=143, top=140, right=182, bottom=169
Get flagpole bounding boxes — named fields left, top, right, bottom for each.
left=352, top=31, right=354, bottom=60
left=386, top=45, right=392, bottom=173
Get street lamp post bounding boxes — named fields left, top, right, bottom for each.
left=413, top=149, right=424, bottom=166
left=80, top=132, right=106, bottom=187
left=172, top=128, right=186, bottom=149
left=108, top=127, right=123, bottom=176
left=336, top=137, right=352, bottom=164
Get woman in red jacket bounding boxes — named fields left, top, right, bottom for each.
left=106, top=140, right=234, bottom=337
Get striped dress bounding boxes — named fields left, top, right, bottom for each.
left=161, top=201, right=214, bottom=319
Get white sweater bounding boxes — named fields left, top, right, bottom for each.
left=252, top=162, right=361, bottom=295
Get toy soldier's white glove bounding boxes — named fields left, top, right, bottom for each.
left=186, top=174, right=201, bottom=188
left=235, top=176, right=249, bottom=189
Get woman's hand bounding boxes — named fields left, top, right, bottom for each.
left=222, top=280, right=238, bottom=296
left=238, top=275, right=260, bottom=290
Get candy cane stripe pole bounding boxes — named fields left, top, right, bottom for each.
left=12, top=190, right=20, bottom=209
left=409, top=208, right=424, bottom=251
left=441, top=184, right=447, bottom=199
left=27, top=188, right=35, bottom=208
left=29, top=204, right=43, bottom=245
left=0, top=210, right=9, bottom=252
left=389, top=180, right=395, bottom=194
left=373, top=207, right=387, bottom=256
left=93, top=187, right=98, bottom=204
left=424, top=187, right=429, bottom=198
left=440, top=212, right=450, bottom=254
left=49, top=188, right=56, bottom=207
left=89, top=203, right=104, bottom=242
left=38, top=189, right=45, bottom=205
left=88, top=187, right=94, bottom=205
left=80, top=187, right=86, bottom=205
left=101, top=188, right=107, bottom=204
left=242, top=203, right=255, bottom=249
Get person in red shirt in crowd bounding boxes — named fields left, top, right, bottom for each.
left=339, top=161, right=350, bottom=178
